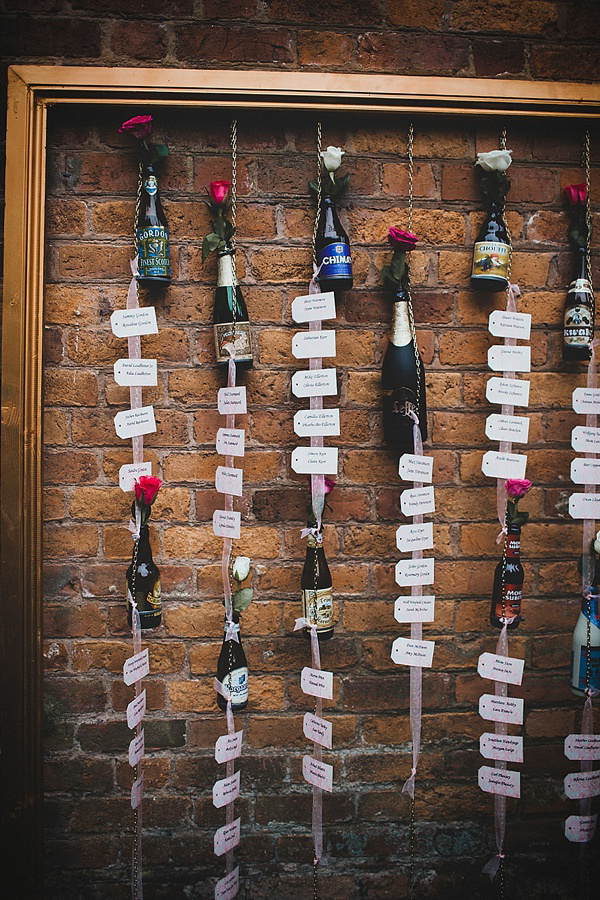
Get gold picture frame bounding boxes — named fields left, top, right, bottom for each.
left=2, top=64, right=599, bottom=891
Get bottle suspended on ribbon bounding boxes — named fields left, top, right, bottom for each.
left=563, top=245, right=594, bottom=361
left=126, top=521, right=161, bottom=630
left=213, top=249, right=253, bottom=369
left=216, top=612, right=249, bottom=711
left=301, top=529, right=334, bottom=642
left=136, top=162, right=171, bottom=286
left=381, top=288, right=427, bottom=452
left=490, top=523, right=523, bottom=629
left=570, top=587, right=600, bottom=697
left=315, top=194, right=353, bottom=294
left=470, top=199, right=510, bottom=292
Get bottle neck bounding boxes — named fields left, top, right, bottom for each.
left=505, top=526, right=521, bottom=559
left=390, top=294, right=412, bottom=348
left=575, top=245, right=589, bottom=279
left=320, top=196, right=337, bottom=234
left=217, top=251, right=235, bottom=288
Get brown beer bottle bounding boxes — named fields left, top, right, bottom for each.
left=490, top=523, right=524, bottom=629
left=301, top=530, right=334, bottom=641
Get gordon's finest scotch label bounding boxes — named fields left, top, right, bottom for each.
left=472, top=241, right=510, bottom=280
left=214, top=322, right=253, bottom=363
left=317, top=242, right=352, bottom=280
left=302, top=586, right=334, bottom=632
left=137, top=225, right=170, bottom=279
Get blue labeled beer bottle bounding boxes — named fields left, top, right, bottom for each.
left=316, top=194, right=353, bottom=294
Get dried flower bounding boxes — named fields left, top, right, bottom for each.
left=119, top=115, right=153, bottom=140
left=475, top=149, right=513, bottom=173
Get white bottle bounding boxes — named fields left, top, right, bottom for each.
left=570, top=588, right=600, bottom=697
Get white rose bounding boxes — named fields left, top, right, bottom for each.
left=320, top=146, right=345, bottom=174
left=594, top=531, right=600, bottom=554
left=232, top=556, right=250, bottom=582
left=475, top=149, right=513, bottom=173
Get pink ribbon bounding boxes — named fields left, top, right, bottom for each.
left=496, top=283, right=520, bottom=541
left=580, top=341, right=600, bottom=594
left=483, top=623, right=509, bottom=879
left=308, top=268, right=326, bottom=529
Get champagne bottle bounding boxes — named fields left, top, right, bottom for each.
left=126, top=522, right=161, bottom=630
left=136, top=163, right=171, bottom=286
left=570, top=588, right=600, bottom=696
left=563, top=246, right=594, bottom=361
left=471, top=199, right=510, bottom=291
left=490, top=523, right=524, bottom=629
left=213, top=249, right=253, bottom=368
left=381, top=289, right=427, bottom=452
left=315, top=194, right=353, bottom=293
left=301, top=529, right=334, bottom=641
left=216, top=613, right=249, bottom=711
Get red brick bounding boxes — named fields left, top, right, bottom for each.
left=473, top=39, right=526, bottom=77
left=450, top=0, right=559, bottom=36
left=357, top=33, right=469, bottom=75
left=109, top=20, right=168, bottom=61
left=175, top=25, right=294, bottom=64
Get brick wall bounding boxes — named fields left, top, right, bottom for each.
left=1, top=3, right=599, bottom=900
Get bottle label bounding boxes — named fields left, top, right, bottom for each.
left=390, top=301, right=412, bottom=347
left=382, top=387, right=418, bottom=418
left=222, top=667, right=249, bottom=705
left=573, top=646, right=600, bottom=692
left=126, top=581, right=161, bottom=621
left=302, top=587, right=334, bottom=631
left=214, top=321, right=253, bottom=364
left=144, top=175, right=158, bottom=196
left=317, top=242, right=352, bottom=280
left=493, top=584, right=522, bottom=623
left=581, top=595, right=600, bottom=629
left=217, top=253, right=235, bottom=287
left=136, top=225, right=170, bottom=279
left=564, top=304, right=593, bottom=346
left=506, top=536, right=520, bottom=558
left=568, top=278, right=593, bottom=295
left=472, top=241, right=510, bottom=280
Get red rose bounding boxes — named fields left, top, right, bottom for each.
left=210, top=180, right=230, bottom=206
left=135, top=475, right=162, bottom=506
left=564, top=183, right=586, bottom=206
left=388, top=227, right=418, bottom=251
left=324, top=477, right=336, bottom=494
left=119, top=115, right=153, bottom=140
left=505, top=478, right=532, bottom=499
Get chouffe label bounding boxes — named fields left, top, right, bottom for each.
left=136, top=225, right=170, bottom=279
left=214, top=322, right=253, bottom=363
left=222, top=667, right=249, bottom=705
left=317, top=242, right=352, bottom=280
left=472, top=241, right=510, bottom=280
left=302, top=587, right=334, bottom=632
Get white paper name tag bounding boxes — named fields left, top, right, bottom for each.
left=480, top=733, right=524, bottom=764
left=573, top=388, right=600, bottom=414
left=301, top=666, right=333, bottom=700
left=131, top=775, right=143, bottom=810
left=486, top=377, right=530, bottom=407
left=571, top=426, right=600, bottom=453
left=395, top=558, right=434, bottom=587
left=213, top=770, right=241, bottom=809
left=110, top=306, right=158, bottom=338
left=214, top=818, right=241, bottom=857
left=292, top=368, right=338, bottom=398
left=294, top=408, right=340, bottom=437
left=215, top=866, right=240, bottom=900
left=303, top=712, right=333, bottom=749
left=292, top=291, right=336, bottom=323
left=216, top=428, right=245, bottom=457
left=481, top=450, right=527, bottom=480
left=485, top=414, right=530, bottom=444
left=488, top=345, right=531, bottom=373
left=565, top=814, right=597, bottom=844
left=570, top=459, right=600, bottom=486
left=394, top=594, right=435, bottom=623
left=114, top=406, right=156, bottom=439
left=478, top=765, right=520, bottom=798
left=477, top=652, right=525, bottom=686
left=119, top=461, right=152, bottom=492
left=479, top=694, right=524, bottom=725
left=291, top=446, right=338, bottom=475
left=564, top=770, right=600, bottom=800
left=391, top=636, right=435, bottom=668
left=292, top=330, right=336, bottom=359
left=128, top=730, right=145, bottom=767
left=114, top=358, right=158, bottom=386
left=212, top=509, right=241, bottom=539
left=215, top=730, right=243, bottom=764
left=218, top=387, right=247, bottom=415
left=564, top=733, right=600, bottom=761
left=302, top=755, right=333, bottom=792
left=399, top=454, right=434, bottom=483
left=569, top=493, right=600, bottom=520
left=488, top=310, right=532, bottom=340
left=400, top=486, right=435, bottom=516
left=126, top=690, right=147, bottom=730
left=215, top=466, right=243, bottom=497
left=396, top=521, right=434, bottom=553
left=123, top=648, right=149, bottom=686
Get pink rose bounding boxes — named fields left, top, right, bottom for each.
left=209, top=180, right=230, bottom=206
left=388, top=227, right=418, bottom=251
left=564, top=183, right=586, bottom=206
left=119, top=115, right=153, bottom=140
left=135, top=475, right=162, bottom=506
left=324, top=477, right=336, bottom=494
left=505, top=478, right=532, bottom=499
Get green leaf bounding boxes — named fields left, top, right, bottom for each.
left=202, top=232, right=220, bottom=263
left=224, top=221, right=235, bottom=241
left=509, top=511, right=529, bottom=527
left=308, top=181, right=319, bottom=194
left=232, top=587, right=253, bottom=612
left=154, top=143, right=169, bottom=158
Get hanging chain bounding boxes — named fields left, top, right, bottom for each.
left=405, top=123, right=421, bottom=422
left=499, top=127, right=513, bottom=298
left=312, top=121, right=323, bottom=266
left=230, top=119, right=237, bottom=241
left=407, top=123, right=414, bottom=235
left=408, top=795, right=416, bottom=900
left=584, top=130, right=594, bottom=317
